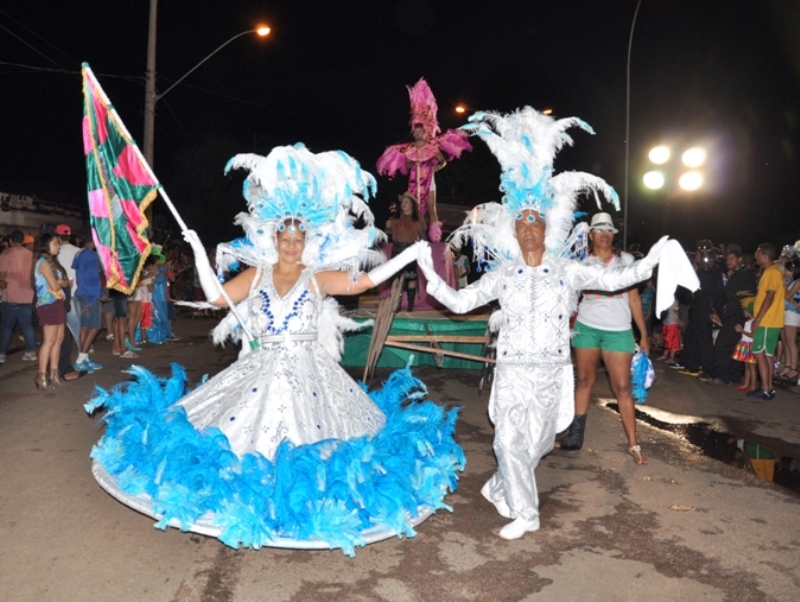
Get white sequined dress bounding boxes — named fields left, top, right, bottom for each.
left=178, top=265, right=385, bottom=460
left=86, top=264, right=464, bottom=555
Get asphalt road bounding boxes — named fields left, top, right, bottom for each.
left=1, top=315, right=798, bottom=602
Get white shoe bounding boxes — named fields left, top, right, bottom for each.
left=499, top=516, right=540, bottom=540
left=21, top=351, right=37, bottom=361
left=481, top=482, right=512, bottom=519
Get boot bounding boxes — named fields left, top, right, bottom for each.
left=557, top=414, right=587, bottom=450
left=34, top=372, right=51, bottom=391
left=407, top=289, right=415, bottom=312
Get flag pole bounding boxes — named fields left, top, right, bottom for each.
left=82, top=64, right=256, bottom=345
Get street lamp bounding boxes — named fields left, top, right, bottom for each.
left=642, top=143, right=709, bottom=193
left=142, top=21, right=270, bottom=167
left=622, top=0, right=643, bottom=250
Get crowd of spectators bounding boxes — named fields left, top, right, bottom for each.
left=4, top=222, right=800, bottom=403
left=646, top=240, right=800, bottom=400
left=0, top=225, right=212, bottom=389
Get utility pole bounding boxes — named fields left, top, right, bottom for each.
left=623, top=0, right=643, bottom=250
left=143, top=0, right=158, bottom=234
left=143, top=0, right=158, bottom=168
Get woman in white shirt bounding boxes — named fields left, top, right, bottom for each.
left=557, top=213, right=649, bottom=464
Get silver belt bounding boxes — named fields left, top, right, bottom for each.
left=259, top=333, right=318, bottom=344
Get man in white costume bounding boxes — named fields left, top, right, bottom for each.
left=417, top=107, right=671, bottom=540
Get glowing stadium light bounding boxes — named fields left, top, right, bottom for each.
left=648, top=146, right=670, bottom=165
left=681, top=147, right=707, bottom=168
left=678, top=171, right=704, bottom=191
left=643, top=171, right=665, bottom=190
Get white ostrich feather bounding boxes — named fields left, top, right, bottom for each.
left=452, top=107, right=619, bottom=266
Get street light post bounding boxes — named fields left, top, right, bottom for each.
left=623, top=0, right=643, bottom=250
left=143, top=0, right=159, bottom=167
left=141, top=8, right=270, bottom=167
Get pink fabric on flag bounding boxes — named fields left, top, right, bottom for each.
left=123, top=219, right=149, bottom=254
left=114, top=146, right=157, bottom=187
left=95, top=242, right=128, bottom=290
left=84, top=87, right=109, bottom=151
left=119, top=199, right=146, bottom=233
left=88, top=189, right=110, bottom=218
left=82, top=115, right=93, bottom=155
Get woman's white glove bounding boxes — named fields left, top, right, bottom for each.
left=367, top=241, right=424, bottom=286
left=182, top=229, right=221, bottom=304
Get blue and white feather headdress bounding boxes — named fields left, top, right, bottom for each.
left=450, top=107, right=620, bottom=269
left=215, top=143, right=385, bottom=277
left=209, top=144, right=384, bottom=351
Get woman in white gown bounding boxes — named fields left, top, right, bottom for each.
left=178, top=226, right=390, bottom=461
left=86, top=145, right=464, bottom=556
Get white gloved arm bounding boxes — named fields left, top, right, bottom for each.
left=366, top=241, right=423, bottom=287
left=638, top=235, right=670, bottom=273
left=568, top=236, right=669, bottom=292
left=183, top=229, right=222, bottom=305
left=418, top=242, right=499, bottom=314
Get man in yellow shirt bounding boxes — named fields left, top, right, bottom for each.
left=747, top=243, right=785, bottom=400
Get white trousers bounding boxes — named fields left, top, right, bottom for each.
left=482, top=363, right=572, bottom=521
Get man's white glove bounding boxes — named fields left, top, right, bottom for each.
left=417, top=242, right=436, bottom=279
left=367, top=241, right=424, bottom=287
left=640, top=235, right=670, bottom=272
left=417, top=242, right=446, bottom=295
left=182, top=229, right=222, bottom=304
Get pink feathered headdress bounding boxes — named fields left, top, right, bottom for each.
left=408, top=78, right=440, bottom=139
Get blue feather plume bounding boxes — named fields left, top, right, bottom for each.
left=85, top=363, right=465, bottom=556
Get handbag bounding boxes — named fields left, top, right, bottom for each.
left=631, top=347, right=655, bottom=404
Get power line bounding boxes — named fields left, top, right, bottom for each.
left=0, top=60, right=140, bottom=82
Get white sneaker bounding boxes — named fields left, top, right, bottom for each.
left=499, top=516, right=540, bottom=540
left=481, top=481, right=512, bottom=519
left=0, top=354, right=5, bottom=364
left=21, top=351, right=37, bottom=361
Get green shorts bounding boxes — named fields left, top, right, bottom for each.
left=571, top=321, right=636, bottom=354
left=752, top=326, right=780, bottom=356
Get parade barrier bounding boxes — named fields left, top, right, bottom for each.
left=342, top=308, right=489, bottom=371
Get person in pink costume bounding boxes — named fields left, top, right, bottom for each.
left=377, top=78, right=472, bottom=241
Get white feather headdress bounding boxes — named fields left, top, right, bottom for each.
left=208, top=144, right=384, bottom=348
left=215, top=144, right=385, bottom=277
left=451, top=107, right=619, bottom=268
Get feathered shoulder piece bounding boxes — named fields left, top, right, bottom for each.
left=215, top=144, right=385, bottom=277
left=451, top=107, right=619, bottom=265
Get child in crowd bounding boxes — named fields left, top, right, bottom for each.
left=145, top=248, right=174, bottom=344
left=454, top=251, right=470, bottom=290
left=657, top=296, right=682, bottom=363
left=134, top=256, right=158, bottom=344
left=733, top=302, right=757, bottom=393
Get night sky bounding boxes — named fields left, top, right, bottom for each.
left=3, top=0, right=800, bottom=250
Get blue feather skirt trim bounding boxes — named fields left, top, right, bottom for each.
left=85, top=364, right=465, bottom=556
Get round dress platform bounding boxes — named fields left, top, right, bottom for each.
left=92, top=459, right=434, bottom=550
